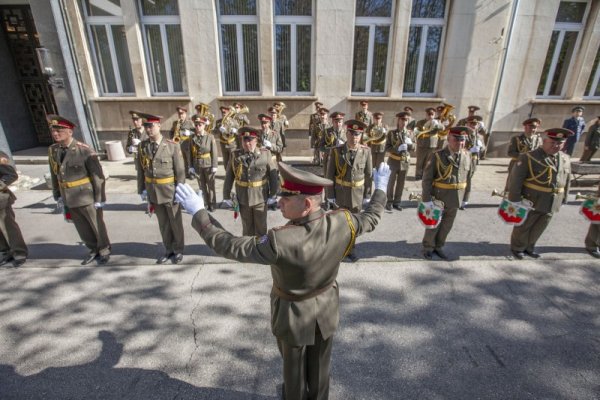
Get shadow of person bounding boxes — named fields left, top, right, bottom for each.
left=0, top=330, right=276, bottom=400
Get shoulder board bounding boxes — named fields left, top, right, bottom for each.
left=260, top=148, right=269, bottom=152
left=166, top=139, right=176, bottom=144
left=76, top=142, right=90, bottom=149
left=359, top=144, right=369, bottom=148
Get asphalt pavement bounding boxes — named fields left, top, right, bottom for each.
left=0, top=155, right=599, bottom=399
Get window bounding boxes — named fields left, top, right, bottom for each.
left=584, top=46, right=600, bottom=98
left=403, top=0, right=446, bottom=96
left=537, top=1, right=590, bottom=98
left=352, top=0, right=394, bottom=94
left=274, top=0, right=312, bottom=94
left=139, top=0, right=186, bottom=95
left=217, top=0, right=260, bottom=94
left=81, top=0, right=134, bottom=95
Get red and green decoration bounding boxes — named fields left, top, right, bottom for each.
left=580, top=199, right=600, bottom=223
left=497, top=199, right=529, bottom=226
left=417, top=202, right=443, bottom=229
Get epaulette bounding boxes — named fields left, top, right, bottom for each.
left=76, top=141, right=90, bottom=149
left=359, top=144, right=369, bottom=148
left=166, top=139, right=176, bottom=144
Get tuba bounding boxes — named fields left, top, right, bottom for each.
left=220, top=106, right=239, bottom=139
left=196, top=102, right=215, bottom=131
left=363, top=124, right=387, bottom=144
left=438, top=103, right=456, bottom=138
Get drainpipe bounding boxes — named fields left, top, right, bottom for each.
left=50, top=0, right=99, bottom=150
left=487, top=0, right=520, bottom=141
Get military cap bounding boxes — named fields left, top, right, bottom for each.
left=258, top=113, right=272, bottom=123
left=267, top=106, right=277, bottom=114
left=141, top=113, right=162, bottom=126
left=176, top=106, right=187, bottom=113
left=47, top=114, right=76, bottom=129
left=373, top=112, right=384, bottom=118
left=315, top=101, right=323, bottom=107
left=403, top=106, right=414, bottom=113
left=572, top=105, right=584, bottom=112
left=330, top=111, right=345, bottom=120
left=129, top=110, right=142, bottom=120
left=544, top=128, right=573, bottom=141
left=278, top=162, right=332, bottom=196
left=345, top=119, right=367, bottom=135
left=233, top=102, right=243, bottom=108
left=436, top=105, right=444, bottom=112
left=219, top=105, right=231, bottom=112
left=191, top=114, right=208, bottom=124
left=468, top=105, right=480, bottom=112
left=360, top=100, right=368, bottom=106
left=238, top=126, right=260, bottom=138
left=425, top=107, right=436, bottom=113
left=273, top=101, right=284, bottom=107
left=396, top=112, right=411, bottom=119
left=523, top=117, right=541, bottom=126
left=466, top=115, right=483, bottom=123
left=448, top=126, right=471, bottom=139
left=318, top=107, right=329, bottom=115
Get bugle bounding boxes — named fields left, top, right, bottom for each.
left=575, top=192, right=597, bottom=201
left=409, top=192, right=422, bottom=202
left=491, top=189, right=507, bottom=198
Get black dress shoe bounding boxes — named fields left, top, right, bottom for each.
left=385, top=203, right=393, bottom=211
left=0, top=254, right=13, bottom=266
left=524, top=250, right=541, bottom=259
left=415, top=176, right=422, bottom=181
left=423, top=251, right=433, bottom=260
left=434, top=249, right=448, bottom=260
left=207, top=205, right=214, bottom=212
left=173, top=253, right=183, bottom=264
left=97, top=255, right=110, bottom=264
left=81, top=254, right=97, bottom=265
left=157, top=253, right=173, bottom=264
left=586, top=248, right=600, bottom=259
left=511, top=250, right=524, bottom=260
left=393, top=204, right=403, bottom=211
left=12, top=258, right=26, bottom=268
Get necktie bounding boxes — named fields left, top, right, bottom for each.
left=60, top=146, right=67, bottom=163
left=151, top=142, right=158, bottom=155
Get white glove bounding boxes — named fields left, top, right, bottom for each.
left=132, top=138, right=141, bottom=145
left=336, top=139, right=344, bottom=145
left=219, top=126, right=227, bottom=133
left=93, top=202, right=105, bottom=209
left=476, top=139, right=483, bottom=147
left=140, top=190, right=148, bottom=202
left=284, top=120, right=289, bottom=127
left=405, top=137, right=413, bottom=145
left=211, top=167, right=218, bottom=174
left=188, top=167, right=196, bottom=176
left=423, top=201, right=434, bottom=208
left=182, top=129, right=191, bottom=137
left=230, top=128, right=238, bottom=134
left=263, top=139, right=272, bottom=149
left=267, top=197, right=277, bottom=206
left=373, top=162, right=391, bottom=192
left=398, top=144, right=408, bottom=152
left=327, top=198, right=336, bottom=205
left=175, top=183, right=205, bottom=215
left=470, top=146, right=480, bottom=153
left=222, top=199, right=234, bottom=208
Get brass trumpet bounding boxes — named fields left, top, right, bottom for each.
left=491, top=189, right=507, bottom=198
left=575, top=192, right=598, bottom=201
left=409, top=192, right=422, bottom=202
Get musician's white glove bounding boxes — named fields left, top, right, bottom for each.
left=132, top=138, right=141, bottom=146
left=476, top=139, right=483, bottom=147
left=337, top=139, right=344, bottom=145
left=93, top=202, right=104, bottom=209
left=219, top=126, right=227, bottom=133
left=230, top=128, right=238, bottom=134
left=284, top=120, right=289, bottom=127
left=327, top=198, right=336, bottom=206
left=211, top=167, right=218, bottom=174
left=423, top=201, right=434, bottom=208
left=267, top=197, right=277, bottom=206
left=263, top=139, right=272, bottom=149
left=404, top=137, right=413, bottom=145
left=175, top=183, right=205, bottom=215
left=182, top=129, right=191, bottom=137
left=188, top=167, right=196, bottom=176
left=140, top=190, right=147, bottom=202
left=470, top=146, right=480, bottom=153
left=128, top=146, right=136, bottom=153
left=398, top=144, right=408, bottom=152
left=373, top=162, right=391, bottom=192
left=222, top=199, right=234, bottom=208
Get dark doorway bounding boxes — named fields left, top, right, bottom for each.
left=0, top=5, right=57, bottom=151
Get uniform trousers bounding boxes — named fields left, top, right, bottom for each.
left=180, top=139, right=192, bottom=175
left=0, top=205, right=27, bottom=259
left=70, top=204, right=111, bottom=256
left=364, top=151, right=385, bottom=198
left=510, top=210, right=553, bottom=252
left=153, top=202, right=184, bottom=254
left=422, top=207, right=458, bottom=251
left=240, top=202, right=267, bottom=236
left=277, top=324, right=333, bottom=400
left=462, top=155, right=478, bottom=203
left=584, top=223, right=600, bottom=251
left=386, top=167, right=407, bottom=206
left=415, top=147, right=435, bottom=179
left=196, top=168, right=216, bottom=207
left=580, top=148, right=597, bottom=162
left=219, top=143, right=234, bottom=172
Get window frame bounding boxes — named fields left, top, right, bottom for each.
left=138, top=2, right=186, bottom=96
left=584, top=47, right=600, bottom=98
left=273, top=10, right=314, bottom=95
left=402, top=2, right=448, bottom=97
left=217, top=5, right=261, bottom=95
left=351, top=9, right=395, bottom=96
left=81, top=2, right=134, bottom=96
left=537, top=0, right=591, bottom=99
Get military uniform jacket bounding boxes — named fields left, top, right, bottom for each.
left=214, top=117, right=240, bottom=150
left=234, top=114, right=250, bottom=128
left=385, top=128, right=414, bottom=171
left=422, top=147, right=473, bottom=209
left=364, top=123, right=388, bottom=153
left=136, top=138, right=186, bottom=204
left=261, top=128, right=284, bottom=155
left=326, top=144, right=373, bottom=210
left=313, top=121, right=331, bottom=142
left=223, top=148, right=279, bottom=207
left=170, top=119, right=194, bottom=139
left=48, top=141, right=106, bottom=208
left=308, top=112, right=320, bottom=133
left=416, top=119, right=443, bottom=149
left=584, top=122, right=600, bottom=150
left=507, top=133, right=542, bottom=160
left=190, top=133, right=218, bottom=169
left=508, top=148, right=571, bottom=214
left=0, top=152, right=18, bottom=209
left=271, top=119, right=285, bottom=138
left=191, top=189, right=386, bottom=346
left=563, top=117, right=585, bottom=140
left=126, top=127, right=145, bottom=154
left=355, top=110, right=373, bottom=126
left=319, top=127, right=346, bottom=151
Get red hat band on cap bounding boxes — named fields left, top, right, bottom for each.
left=281, top=179, right=323, bottom=196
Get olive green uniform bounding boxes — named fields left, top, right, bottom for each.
left=126, top=126, right=145, bottom=159
left=190, top=189, right=386, bottom=400
left=584, top=184, right=600, bottom=252
left=508, top=148, right=571, bottom=253
left=190, top=132, right=219, bottom=208
left=136, top=138, right=186, bottom=254
left=505, top=133, right=542, bottom=190
left=462, top=128, right=480, bottom=203
left=49, top=140, right=110, bottom=257
left=312, top=121, right=330, bottom=165
left=223, top=148, right=279, bottom=236
left=385, top=128, right=414, bottom=207
left=325, top=144, right=372, bottom=213
left=415, top=119, right=443, bottom=179
left=580, top=121, right=600, bottom=162
left=0, top=152, right=27, bottom=262
left=363, top=123, right=388, bottom=197
left=355, top=110, right=373, bottom=126
left=214, top=117, right=240, bottom=171
left=170, top=119, right=195, bottom=176
left=421, top=147, right=473, bottom=252
left=261, top=127, right=284, bottom=163
left=319, top=127, right=346, bottom=177
left=308, top=113, right=320, bottom=148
